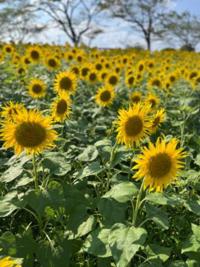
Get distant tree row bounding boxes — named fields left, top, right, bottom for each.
left=1, top=0, right=200, bottom=50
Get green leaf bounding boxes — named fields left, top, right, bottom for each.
left=76, top=161, right=103, bottom=180
left=145, top=203, right=169, bottom=230
left=184, top=200, right=200, bottom=216
left=77, top=145, right=98, bottom=162
left=145, top=244, right=171, bottom=262
left=182, top=224, right=200, bottom=255
left=108, top=223, right=147, bottom=267
left=95, top=139, right=112, bottom=147
left=98, top=198, right=126, bottom=226
left=0, top=191, right=24, bottom=217
left=1, top=154, right=30, bottom=183
left=139, top=258, right=163, bottom=267
left=146, top=192, right=181, bottom=207
left=83, top=228, right=112, bottom=258
left=103, top=182, right=138, bottom=203
left=0, top=231, right=16, bottom=256
left=186, top=259, right=199, bottom=267
left=168, top=261, right=187, bottom=267
left=194, top=154, right=200, bottom=166
left=42, top=152, right=71, bottom=176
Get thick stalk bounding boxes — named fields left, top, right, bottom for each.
left=132, top=178, right=145, bottom=226
left=32, top=153, right=39, bottom=190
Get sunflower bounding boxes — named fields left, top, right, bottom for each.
left=125, top=74, right=135, bottom=88
left=3, top=44, right=14, bottom=55
left=16, top=65, right=26, bottom=76
left=70, top=65, right=80, bottom=76
left=27, top=46, right=42, bottom=63
left=133, top=137, right=186, bottom=192
left=106, top=72, right=119, bottom=87
left=116, top=103, right=151, bottom=148
left=146, top=93, right=160, bottom=108
left=130, top=91, right=142, bottom=104
left=150, top=108, right=165, bottom=133
left=1, top=101, right=26, bottom=122
left=87, top=70, right=98, bottom=84
left=28, top=79, right=46, bottom=99
left=51, top=92, right=71, bottom=122
left=0, top=256, right=21, bottom=267
left=45, top=56, right=60, bottom=71
left=80, top=64, right=91, bottom=80
left=54, top=71, right=77, bottom=95
left=0, top=109, right=57, bottom=155
left=148, top=77, right=162, bottom=89
left=95, top=86, right=115, bottom=107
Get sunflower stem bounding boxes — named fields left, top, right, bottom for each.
left=132, top=178, right=145, bottom=226
left=32, top=153, right=39, bottom=190
left=106, top=141, right=117, bottom=191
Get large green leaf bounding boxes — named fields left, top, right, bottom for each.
left=145, top=203, right=169, bottom=230
left=83, top=228, right=112, bottom=258
left=108, top=223, right=147, bottom=267
left=103, top=182, right=138, bottom=203
left=77, top=145, right=98, bottom=162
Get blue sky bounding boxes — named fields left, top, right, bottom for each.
left=175, top=0, right=200, bottom=15
left=26, top=0, right=200, bottom=50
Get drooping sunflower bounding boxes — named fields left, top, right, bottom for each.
left=0, top=256, right=21, bottom=267
left=130, top=91, right=142, bottom=104
left=51, top=92, right=71, bottom=122
left=95, top=86, right=115, bottom=107
left=116, top=103, right=151, bottom=148
left=150, top=108, right=165, bottom=133
left=133, top=137, right=186, bottom=192
left=145, top=93, right=160, bottom=109
left=0, top=109, right=57, bottom=155
left=28, top=79, right=46, bottom=99
left=54, top=71, right=77, bottom=95
left=1, top=101, right=26, bottom=122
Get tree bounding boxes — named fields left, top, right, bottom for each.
left=98, top=0, right=173, bottom=50
left=38, top=0, right=102, bottom=46
left=163, top=11, right=200, bottom=50
left=0, top=0, right=47, bottom=43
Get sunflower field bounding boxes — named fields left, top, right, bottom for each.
left=0, top=43, right=200, bottom=267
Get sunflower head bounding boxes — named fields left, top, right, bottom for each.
left=151, top=108, right=165, bottom=133
left=1, top=109, right=58, bottom=155
left=148, top=77, right=162, bottom=89
left=116, top=103, right=151, bottom=148
left=87, top=70, right=98, bottom=84
left=28, top=79, right=46, bottom=99
left=133, top=137, right=186, bottom=192
left=95, top=86, right=115, bottom=107
left=45, top=56, right=60, bottom=71
left=0, top=256, right=21, bottom=267
left=130, top=92, right=142, bottom=104
left=51, top=92, right=71, bottom=122
left=106, top=73, right=119, bottom=87
left=126, top=75, right=135, bottom=88
left=1, top=101, right=26, bottom=122
left=54, top=71, right=77, bottom=95
left=27, top=46, right=42, bottom=63
left=146, top=93, right=160, bottom=109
